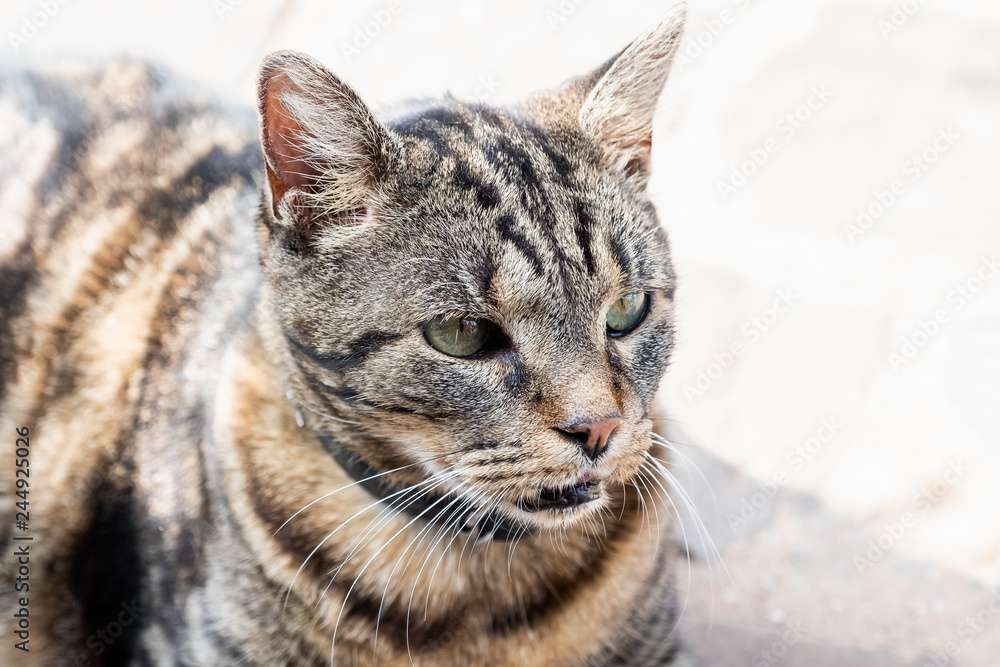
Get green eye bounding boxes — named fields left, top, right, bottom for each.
left=606, top=292, right=648, bottom=335
left=424, top=316, right=495, bottom=357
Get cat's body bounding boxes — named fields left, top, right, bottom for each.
left=1, top=7, right=693, bottom=666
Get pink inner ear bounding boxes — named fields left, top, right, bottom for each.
left=263, top=72, right=322, bottom=201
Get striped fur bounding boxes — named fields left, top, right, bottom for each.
left=0, top=6, right=695, bottom=666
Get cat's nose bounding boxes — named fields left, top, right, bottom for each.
left=555, top=415, right=622, bottom=462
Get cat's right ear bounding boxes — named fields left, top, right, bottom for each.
left=256, top=51, right=399, bottom=246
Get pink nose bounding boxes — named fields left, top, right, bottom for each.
left=556, top=416, right=622, bottom=461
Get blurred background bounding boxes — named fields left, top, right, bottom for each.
left=3, top=0, right=998, bottom=664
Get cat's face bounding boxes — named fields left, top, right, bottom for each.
left=256, top=15, right=682, bottom=532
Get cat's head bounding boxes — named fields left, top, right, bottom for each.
left=254, top=5, right=685, bottom=533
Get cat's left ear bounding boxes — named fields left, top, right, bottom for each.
left=256, top=51, right=400, bottom=243
left=577, top=3, right=686, bottom=178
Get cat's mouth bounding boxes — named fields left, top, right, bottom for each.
left=519, top=474, right=603, bottom=512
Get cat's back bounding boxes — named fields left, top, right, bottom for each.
left=0, top=65, right=263, bottom=655
left=0, top=60, right=263, bottom=251
left=0, top=61, right=263, bottom=421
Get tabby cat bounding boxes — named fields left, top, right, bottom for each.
left=0, top=4, right=693, bottom=665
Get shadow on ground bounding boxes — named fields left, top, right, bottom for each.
left=665, top=423, right=997, bottom=667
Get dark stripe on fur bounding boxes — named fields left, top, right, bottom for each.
left=495, top=213, right=545, bottom=276
left=288, top=330, right=403, bottom=372
left=609, top=232, right=634, bottom=277
left=573, top=201, right=597, bottom=275
left=69, top=475, right=144, bottom=666
left=0, top=244, right=37, bottom=408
